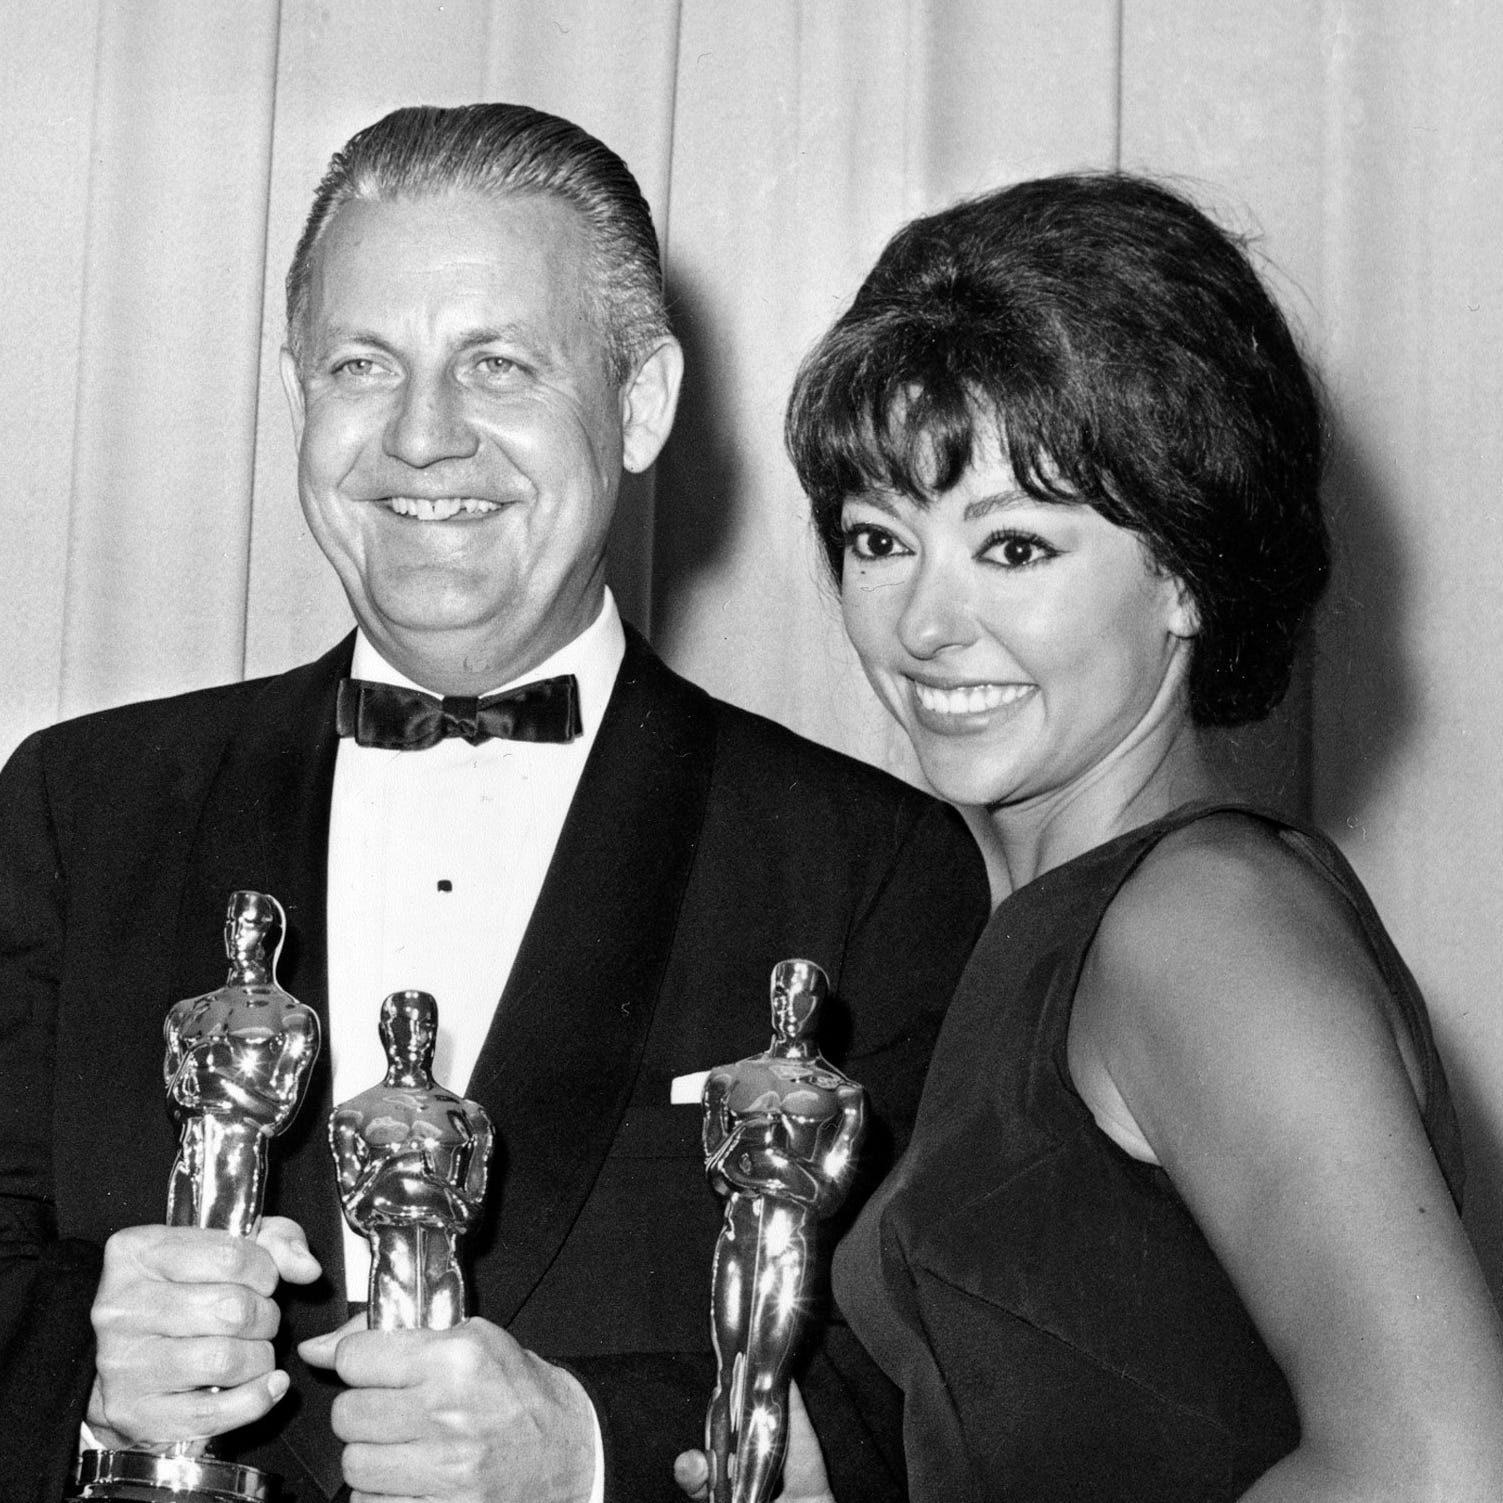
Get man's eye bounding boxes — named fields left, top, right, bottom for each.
left=842, top=525, right=907, bottom=561
left=477, top=355, right=519, bottom=378
left=332, top=357, right=379, bottom=379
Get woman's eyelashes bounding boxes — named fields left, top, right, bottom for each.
left=842, top=523, right=910, bottom=561
left=981, top=530, right=1059, bottom=569
left=841, top=520, right=1060, bottom=570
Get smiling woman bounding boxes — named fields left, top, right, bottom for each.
left=836, top=457, right=1194, bottom=816
left=765, top=173, right=1503, bottom=1502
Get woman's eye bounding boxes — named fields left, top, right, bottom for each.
left=842, top=525, right=907, bottom=561
left=986, top=532, right=1055, bottom=568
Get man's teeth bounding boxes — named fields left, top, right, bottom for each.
left=913, top=682, right=1032, bottom=715
left=387, top=496, right=501, bottom=520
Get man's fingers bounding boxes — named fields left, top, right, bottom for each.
left=88, top=1222, right=301, bottom=1450
left=777, top=1381, right=834, bottom=1503
left=326, top=1328, right=495, bottom=1382
left=108, top=1332, right=279, bottom=1394
left=93, top=1275, right=280, bottom=1342
left=667, top=1383, right=830, bottom=1503
left=673, top=1447, right=711, bottom=1500
left=330, top=1382, right=427, bottom=1445
left=342, top=1436, right=471, bottom=1500
left=106, top=1223, right=281, bottom=1297
left=256, top=1216, right=322, bottom=1285
left=89, top=1356, right=289, bottom=1445
left=297, top=1312, right=365, bottom=1371
left=308, top=1321, right=596, bottom=1501
left=139, top=1369, right=290, bottom=1444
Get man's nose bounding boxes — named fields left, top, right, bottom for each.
left=897, top=557, right=981, bottom=659
left=384, top=373, right=480, bottom=467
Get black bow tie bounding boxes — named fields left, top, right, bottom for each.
left=335, top=676, right=582, bottom=750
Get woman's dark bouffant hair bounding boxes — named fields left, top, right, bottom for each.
left=785, top=172, right=1329, bottom=728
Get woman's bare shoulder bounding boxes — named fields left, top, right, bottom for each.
left=1096, top=811, right=1385, bottom=1012
left=1067, top=809, right=1410, bottom=1162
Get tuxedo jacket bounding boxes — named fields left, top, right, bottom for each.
left=0, top=629, right=989, bottom=1503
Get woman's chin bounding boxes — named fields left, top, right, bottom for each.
left=911, top=749, right=1015, bottom=810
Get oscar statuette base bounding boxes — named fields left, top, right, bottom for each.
left=70, top=1446, right=277, bottom=1502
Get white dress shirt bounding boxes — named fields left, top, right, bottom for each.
left=326, top=591, right=625, bottom=1303
left=327, top=595, right=622, bottom=1503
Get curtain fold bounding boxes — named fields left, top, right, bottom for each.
left=1, top=0, right=100, bottom=739
left=1311, top=0, right=1503, bottom=1283
left=59, top=2, right=281, bottom=714
left=3, top=0, right=1500, bottom=1288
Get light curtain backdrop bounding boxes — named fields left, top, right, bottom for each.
left=4, top=1, right=1502, bottom=1288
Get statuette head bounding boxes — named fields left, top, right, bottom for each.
left=769, top=959, right=826, bottom=1043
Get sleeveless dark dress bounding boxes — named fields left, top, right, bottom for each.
left=833, top=803, right=1464, bottom=1502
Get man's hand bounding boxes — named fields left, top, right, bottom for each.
left=673, top=1380, right=833, bottom=1503
left=299, top=1316, right=596, bottom=1503
left=87, top=1215, right=320, bottom=1447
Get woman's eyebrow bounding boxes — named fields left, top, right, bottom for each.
left=962, top=488, right=1033, bottom=521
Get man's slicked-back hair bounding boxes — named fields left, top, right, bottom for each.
left=285, top=102, right=670, bottom=384
left=786, top=172, right=1329, bottom=728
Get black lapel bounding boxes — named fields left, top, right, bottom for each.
left=171, top=635, right=351, bottom=1500
left=463, top=630, right=716, bottom=1324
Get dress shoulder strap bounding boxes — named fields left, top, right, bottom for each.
left=1083, top=800, right=1464, bottom=1202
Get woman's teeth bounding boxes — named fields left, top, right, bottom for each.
left=913, top=682, right=1032, bottom=715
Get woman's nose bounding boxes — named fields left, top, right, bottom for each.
left=897, top=559, right=980, bottom=658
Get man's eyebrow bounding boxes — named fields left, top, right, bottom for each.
left=460, top=324, right=564, bottom=372
left=312, top=325, right=398, bottom=358
left=312, top=323, right=550, bottom=359
left=456, top=322, right=544, bottom=350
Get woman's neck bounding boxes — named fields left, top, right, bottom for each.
left=982, top=719, right=1220, bottom=896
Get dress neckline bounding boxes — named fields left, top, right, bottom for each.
left=991, top=795, right=1275, bottom=911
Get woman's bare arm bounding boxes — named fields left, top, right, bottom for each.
left=1070, top=815, right=1503, bottom=1502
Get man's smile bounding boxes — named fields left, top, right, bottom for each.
left=383, top=496, right=505, bottom=520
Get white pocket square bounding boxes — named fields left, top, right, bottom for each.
left=670, top=1068, right=710, bottom=1105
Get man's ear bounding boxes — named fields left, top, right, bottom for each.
left=279, top=347, right=307, bottom=447
left=620, top=336, right=684, bottom=474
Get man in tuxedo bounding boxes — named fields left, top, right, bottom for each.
left=0, top=104, right=988, bottom=1502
